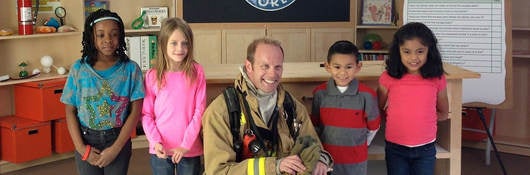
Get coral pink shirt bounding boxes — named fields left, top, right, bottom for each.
left=379, top=71, right=446, bottom=146
left=142, top=63, right=206, bottom=157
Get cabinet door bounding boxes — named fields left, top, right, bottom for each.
left=194, top=29, right=222, bottom=64
left=267, top=29, right=311, bottom=62
left=223, top=29, right=266, bottom=64
left=311, top=28, right=355, bottom=62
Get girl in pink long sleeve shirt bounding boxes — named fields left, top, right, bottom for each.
left=142, top=18, right=206, bottom=175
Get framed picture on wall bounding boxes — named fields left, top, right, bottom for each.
left=361, top=0, right=394, bottom=25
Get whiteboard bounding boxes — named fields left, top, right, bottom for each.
left=403, top=0, right=507, bottom=105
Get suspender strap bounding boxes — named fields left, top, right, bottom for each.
left=241, top=91, right=270, bottom=156
left=223, top=86, right=299, bottom=161
left=283, top=92, right=298, bottom=140
left=223, top=87, right=243, bottom=162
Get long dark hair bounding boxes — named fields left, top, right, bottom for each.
left=81, top=9, right=128, bottom=66
left=386, top=22, right=445, bottom=79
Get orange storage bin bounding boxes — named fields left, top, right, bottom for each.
left=52, top=119, right=75, bottom=153
left=0, top=116, right=52, bottom=163
left=14, top=78, right=66, bottom=121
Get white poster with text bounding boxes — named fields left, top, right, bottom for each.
left=404, top=0, right=506, bottom=105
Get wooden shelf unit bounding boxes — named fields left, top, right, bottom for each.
left=462, top=0, right=530, bottom=159
left=512, top=27, right=530, bottom=59
left=359, top=50, right=390, bottom=54
left=0, top=0, right=177, bottom=173
left=513, top=50, right=530, bottom=59
left=0, top=32, right=82, bottom=41
left=0, top=74, right=67, bottom=87
left=483, top=0, right=530, bottom=156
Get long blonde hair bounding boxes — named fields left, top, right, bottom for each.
left=155, top=17, right=197, bottom=88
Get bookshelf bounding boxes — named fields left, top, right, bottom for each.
left=470, top=0, right=530, bottom=158
left=0, top=0, right=176, bottom=172
left=512, top=27, right=530, bottom=59
left=354, top=0, right=402, bottom=61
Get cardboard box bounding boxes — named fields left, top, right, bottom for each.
left=14, top=78, right=66, bottom=121
left=0, top=116, right=52, bottom=163
left=52, top=119, right=75, bottom=153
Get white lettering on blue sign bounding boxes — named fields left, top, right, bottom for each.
left=245, top=0, right=295, bottom=11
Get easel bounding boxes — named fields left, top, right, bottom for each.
left=464, top=107, right=507, bottom=175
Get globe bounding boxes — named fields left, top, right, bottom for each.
left=40, top=55, right=54, bottom=73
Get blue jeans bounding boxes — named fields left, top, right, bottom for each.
left=75, top=126, right=132, bottom=175
left=150, top=154, right=202, bottom=175
left=385, top=141, right=436, bottom=175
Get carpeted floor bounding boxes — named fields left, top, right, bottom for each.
left=3, top=147, right=527, bottom=175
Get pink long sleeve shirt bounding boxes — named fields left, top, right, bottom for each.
left=142, top=63, right=206, bottom=157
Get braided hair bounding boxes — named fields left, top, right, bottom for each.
left=81, top=9, right=128, bottom=66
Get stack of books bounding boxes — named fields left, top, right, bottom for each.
left=125, top=35, right=157, bottom=71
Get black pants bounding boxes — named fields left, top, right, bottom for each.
left=75, top=126, right=132, bottom=175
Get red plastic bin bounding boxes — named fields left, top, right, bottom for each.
left=52, top=118, right=75, bottom=153
left=0, top=116, right=52, bottom=163
left=14, top=78, right=66, bottom=121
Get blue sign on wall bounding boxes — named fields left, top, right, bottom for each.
left=245, top=0, right=296, bottom=11
left=183, top=0, right=349, bottom=23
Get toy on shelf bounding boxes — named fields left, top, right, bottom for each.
left=57, top=25, right=77, bottom=32
left=1, top=61, right=42, bottom=81
left=55, top=6, right=66, bottom=26
left=131, top=11, right=146, bottom=29
left=44, top=17, right=61, bottom=29
left=57, top=67, right=67, bottom=75
left=0, top=73, right=44, bottom=82
left=0, top=27, right=15, bottom=36
left=362, top=33, right=384, bottom=50
left=40, top=55, right=54, bottom=73
left=36, top=26, right=57, bottom=33
left=32, top=68, right=41, bottom=75
left=40, top=55, right=68, bottom=75
left=18, top=62, right=29, bottom=78
left=0, top=74, right=9, bottom=82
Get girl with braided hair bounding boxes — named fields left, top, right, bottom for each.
left=60, top=9, right=144, bottom=175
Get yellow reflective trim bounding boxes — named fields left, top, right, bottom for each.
left=247, top=158, right=255, bottom=175
left=258, top=157, right=266, bottom=174
left=241, top=112, right=247, bottom=125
